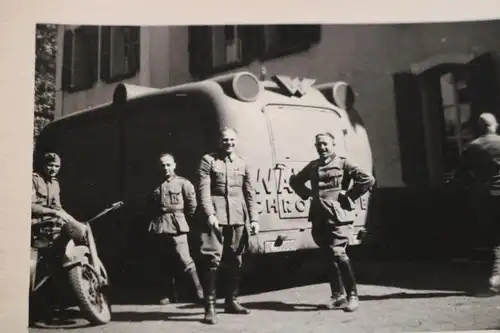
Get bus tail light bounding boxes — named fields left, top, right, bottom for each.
left=315, top=81, right=355, bottom=110
left=212, top=71, right=261, bottom=102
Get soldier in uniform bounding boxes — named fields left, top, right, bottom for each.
left=455, top=113, right=500, bottom=294
left=290, top=132, right=375, bottom=312
left=31, top=152, right=82, bottom=323
left=32, top=152, right=79, bottom=226
left=147, top=153, right=204, bottom=305
left=197, top=127, right=260, bottom=325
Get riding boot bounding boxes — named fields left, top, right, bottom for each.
left=185, top=266, right=204, bottom=303
left=203, top=268, right=218, bottom=325
left=159, top=276, right=176, bottom=305
left=325, top=261, right=347, bottom=309
left=224, top=267, right=250, bottom=314
left=338, top=257, right=359, bottom=312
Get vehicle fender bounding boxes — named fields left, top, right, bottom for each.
left=62, top=242, right=90, bottom=268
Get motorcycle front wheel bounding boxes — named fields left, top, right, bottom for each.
left=68, top=263, right=111, bottom=325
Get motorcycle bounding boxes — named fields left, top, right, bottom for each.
left=29, top=201, right=124, bottom=325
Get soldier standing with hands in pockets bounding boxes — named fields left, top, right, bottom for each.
left=146, top=153, right=204, bottom=305
left=197, top=127, right=260, bottom=325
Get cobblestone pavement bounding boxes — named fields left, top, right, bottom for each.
left=29, top=260, right=500, bottom=333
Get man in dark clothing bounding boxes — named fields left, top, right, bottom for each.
left=197, top=127, right=260, bottom=325
left=290, top=132, right=375, bottom=312
left=147, top=153, right=203, bottom=305
left=455, top=113, right=500, bottom=293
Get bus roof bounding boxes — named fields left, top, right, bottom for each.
left=46, top=71, right=347, bottom=130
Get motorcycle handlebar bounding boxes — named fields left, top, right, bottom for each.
left=109, top=201, right=124, bottom=210
left=84, top=201, right=125, bottom=224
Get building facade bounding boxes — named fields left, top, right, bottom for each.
left=55, top=22, right=500, bottom=253
left=55, top=25, right=192, bottom=118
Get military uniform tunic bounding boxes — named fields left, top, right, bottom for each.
left=290, top=155, right=375, bottom=251
left=147, top=175, right=198, bottom=271
left=31, top=172, right=62, bottom=225
left=148, top=175, right=197, bottom=235
left=198, top=152, right=258, bottom=268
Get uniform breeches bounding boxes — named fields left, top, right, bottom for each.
left=200, top=225, right=247, bottom=270
left=151, top=233, right=195, bottom=272
left=312, top=222, right=357, bottom=296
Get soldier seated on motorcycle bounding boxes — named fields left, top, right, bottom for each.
left=31, top=152, right=82, bottom=232
left=31, top=152, right=86, bottom=323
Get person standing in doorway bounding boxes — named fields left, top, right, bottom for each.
left=455, top=113, right=500, bottom=294
left=147, top=153, right=204, bottom=305
left=290, top=132, right=375, bottom=312
left=197, top=127, right=260, bottom=325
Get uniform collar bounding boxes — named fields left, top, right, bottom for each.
left=39, top=172, right=56, bottom=183
left=219, top=151, right=237, bottom=162
left=320, top=153, right=337, bottom=166
left=164, top=174, right=177, bottom=182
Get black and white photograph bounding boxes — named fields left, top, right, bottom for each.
left=26, top=19, right=500, bottom=332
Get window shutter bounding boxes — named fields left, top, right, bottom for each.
left=100, top=26, right=111, bottom=81
left=62, top=30, right=74, bottom=90
left=131, top=27, right=141, bottom=74
left=241, top=25, right=265, bottom=61
left=467, top=52, right=500, bottom=120
left=393, top=71, right=429, bottom=187
left=304, top=25, right=321, bottom=45
left=188, top=26, right=213, bottom=79
left=86, top=26, right=99, bottom=89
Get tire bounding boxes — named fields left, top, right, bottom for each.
left=67, top=261, right=111, bottom=325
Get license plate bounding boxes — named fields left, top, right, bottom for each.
left=264, top=239, right=296, bottom=253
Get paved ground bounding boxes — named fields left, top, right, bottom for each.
left=28, top=260, right=500, bottom=333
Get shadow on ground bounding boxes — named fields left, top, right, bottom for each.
left=108, top=248, right=491, bottom=306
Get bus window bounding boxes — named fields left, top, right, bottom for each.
left=264, top=105, right=345, bottom=219
left=265, top=105, right=346, bottom=162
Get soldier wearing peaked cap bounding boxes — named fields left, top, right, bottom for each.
left=290, top=132, right=375, bottom=312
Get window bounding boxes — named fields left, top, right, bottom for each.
left=439, top=71, right=474, bottom=180
left=62, top=26, right=99, bottom=92
left=100, top=26, right=140, bottom=82
left=261, top=25, right=321, bottom=58
left=266, top=105, right=344, bottom=162
left=212, top=26, right=244, bottom=67
left=188, top=25, right=320, bottom=78
left=395, top=52, right=499, bottom=187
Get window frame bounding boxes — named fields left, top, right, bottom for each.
left=188, top=25, right=321, bottom=78
left=100, top=26, right=141, bottom=84
left=61, top=25, right=99, bottom=93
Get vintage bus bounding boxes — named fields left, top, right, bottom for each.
left=34, top=71, right=375, bottom=271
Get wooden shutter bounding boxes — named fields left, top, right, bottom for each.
left=131, top=27, right=141, bottom=74
left=467, top=52, right=500, bottom=120
left=188, top=26, right=213, bottom=79
left=241, top=25, right=265, bottom=62
left=393, top=71, right=430, bottom=187
left=85, top=26, right=99, bottom=89
left=303, top=25, right=321, bottom=45
left=62, top=30, right=74, bottom=90
left=100, top=26, right=111, bottom=81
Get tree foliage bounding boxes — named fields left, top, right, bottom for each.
left=34, top=24, right=57, bottom=141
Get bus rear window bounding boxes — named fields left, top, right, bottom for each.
left=265, top=105, right=344, bottom=162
